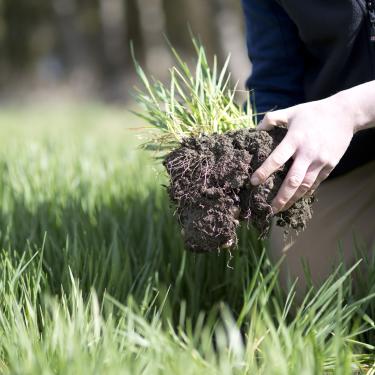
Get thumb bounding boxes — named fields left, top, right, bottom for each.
left=257, top=109, right=290, bottom=131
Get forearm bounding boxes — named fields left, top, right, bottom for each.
left=332, top=81, right=375, bottom=133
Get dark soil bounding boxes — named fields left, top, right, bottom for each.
left=163, top=127, right=314, bottom=253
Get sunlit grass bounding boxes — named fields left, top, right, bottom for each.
left=0, top=103, right=373, bottom=374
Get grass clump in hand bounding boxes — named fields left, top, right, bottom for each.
left=132, top=40, right=254, bottom=153
left=133, top=43, right=313, bottom=253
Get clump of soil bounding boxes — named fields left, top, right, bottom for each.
left=163, top=127, right=314, bottom=253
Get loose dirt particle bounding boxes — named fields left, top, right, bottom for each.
left=164, top=127, right=314, bottom=253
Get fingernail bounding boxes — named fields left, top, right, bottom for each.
left=271, top=201, right=280, bottom=214
left=251, top=175, right=260, bottom=186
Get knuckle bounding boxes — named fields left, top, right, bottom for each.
left=300, top=180, right=314, bottom=191
left=325, top=162, right=335, bottom=170
left=320, top=167, right=334, bottom=180
left=311, top=180, right=321, bottom=191
left=285, top=130, right=303, bottom=148
left=320, top=172, right=331, bottom=181
left=269, top=153, right=284, bottom=168
left=263, top=113, right=273, bottom=123
left=276, top=198, right=287, bottom=208
left=287, top=175, right=302, bottom=188
left=255, top=170, right=267, bottom=181
left=291, top=131, right=304, bottom=145
left=317, top=152, right=330, bottom=165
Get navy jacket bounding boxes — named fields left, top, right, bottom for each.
left=242, top=0, right=375, bottom=177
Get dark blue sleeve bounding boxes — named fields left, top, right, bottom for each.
left=241, top=0, right=305, bottom=122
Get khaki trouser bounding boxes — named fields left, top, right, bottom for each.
left=270, top=161, right=375, bottom=294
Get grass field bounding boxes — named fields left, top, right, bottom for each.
left=0, top=103, right=373, bottom=374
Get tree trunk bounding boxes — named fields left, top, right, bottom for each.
left=182, top=0, right=221, bottom=58
left=211, top=0, right=251, bottom=90
left=99, top=0, right=126, bottom=77
left=51, top=0, right=90, bottom=73
left=136, top=0, right=172, bottom=78
left=162, top=0, right=192, bottom=55
left=126, top=0, right=145, bottom=66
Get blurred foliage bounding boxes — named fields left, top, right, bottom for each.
left=0, top=0, right=247, bottom=100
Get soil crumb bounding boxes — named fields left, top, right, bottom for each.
left=163, top=128, right=314, bottom=253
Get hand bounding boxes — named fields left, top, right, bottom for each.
left=250, top=96, right=356, bottom=213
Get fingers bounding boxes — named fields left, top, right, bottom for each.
left=280, top=165, right=333, bottom=211
left=257, top=109, right=289, bottom=131
left=309, top=166, right=333, bottom=194
left=250, top=136, right=296, bottom=186
left=271, top=156, right=310, bottom=213
left=282, top=163, right=322, bottom=211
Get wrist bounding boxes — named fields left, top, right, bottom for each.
left=328, top=90, right=362, bottom=134
left=330, top=83, right=375, bottom=133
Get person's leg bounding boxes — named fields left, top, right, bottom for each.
left=269, top=161, right=375, bottom=295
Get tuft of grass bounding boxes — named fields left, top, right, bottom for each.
left=132, top=40, right=255, bottom=154
left=0, top=104, right=373, bottom=374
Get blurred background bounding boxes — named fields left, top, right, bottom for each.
left=0, top=0, right=251, bottom=105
